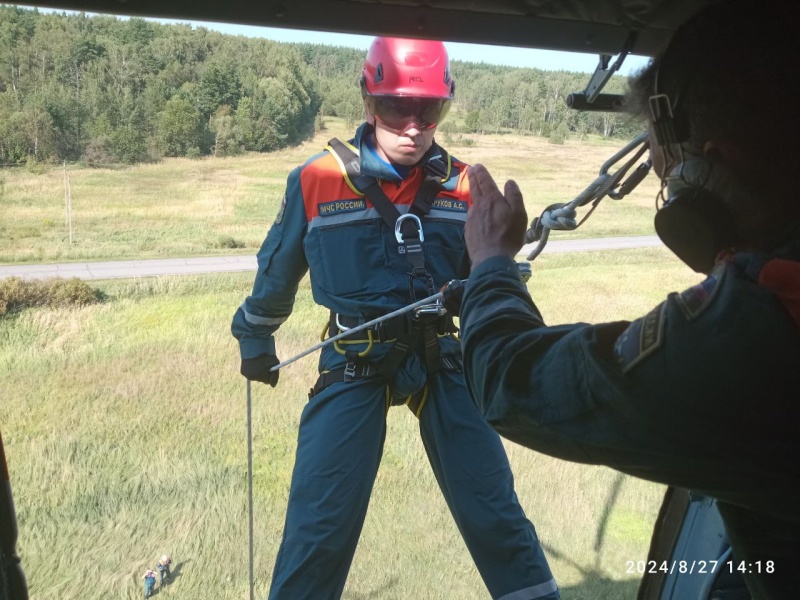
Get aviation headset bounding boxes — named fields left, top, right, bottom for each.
left=648, top=18, right=741, bottom=274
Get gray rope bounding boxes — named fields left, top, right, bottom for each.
left=525, top=131, right=650, bottom=261
left=246, top=380, right=255, bottom=600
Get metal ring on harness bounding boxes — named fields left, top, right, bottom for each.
left=335, top=313, right=352, bottom=331
left=395, top=213, right=424, bottom=244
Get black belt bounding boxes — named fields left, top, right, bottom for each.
left=329, top=311, right=457, bottom=342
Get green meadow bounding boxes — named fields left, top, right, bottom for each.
left=1, top=123, right=703, bottom=599
left=0, top=119, right=659, bottom=265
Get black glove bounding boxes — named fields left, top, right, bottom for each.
left=441, top=279, right=465, bottom=317
left=240, top=353, right=280, bottom=387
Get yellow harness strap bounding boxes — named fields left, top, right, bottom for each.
left=325, top=139, right=365, bottom=197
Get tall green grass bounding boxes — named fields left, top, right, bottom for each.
left=1, top=248, right=702, bottom=599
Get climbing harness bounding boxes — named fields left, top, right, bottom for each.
left=524, top=131, right=652, bottom=260
left=266, top=286, right=459, bottom=374
left=311, top=305, right=462, bottom=410
left=311, top=137, right=465, bottom=410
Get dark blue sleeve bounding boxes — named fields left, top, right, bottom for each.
left=459, top=255, right=690, bottom=472
left=460, top=254, right=800, bottom=494
left=231, top=166, right=309, bottom=359
left=460, top=256, right=629, bottom=462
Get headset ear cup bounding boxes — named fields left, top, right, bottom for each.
left=654, top=188, right=738, bottom=273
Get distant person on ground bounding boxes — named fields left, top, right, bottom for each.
left=233, top=36, right=558, bottom=600
left=143, top=569, right=156, bottom=599
left=458, top=2, right=799, bottom=599
left=156, top=554, right=171, bottom=584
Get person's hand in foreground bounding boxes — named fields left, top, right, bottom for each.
left=466, top=164, right=528, bottom=269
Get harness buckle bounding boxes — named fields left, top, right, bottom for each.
left=425, top=156, right=449, bottom=181
left=343, top=362, right=357, bottom=382
left=395, top=213, right=424, bottom=244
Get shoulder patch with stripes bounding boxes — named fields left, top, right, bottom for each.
left=614, top=302, right=667, bottom=373
left=675, top=262, right=725, bottom=319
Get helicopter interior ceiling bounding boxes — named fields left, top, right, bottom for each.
left=20, top=0, right=719, bottom=58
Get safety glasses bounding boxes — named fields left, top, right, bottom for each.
left=365, top=95, right=453, bottom=133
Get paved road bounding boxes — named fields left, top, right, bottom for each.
left=0, top=235, right=663, bottom=281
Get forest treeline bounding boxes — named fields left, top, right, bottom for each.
left=0, top=6, right=641, bottom=165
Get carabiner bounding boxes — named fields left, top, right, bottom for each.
left=395, top=213, right=424, bottom=244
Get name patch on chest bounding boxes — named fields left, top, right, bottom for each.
left=432, top=198, right=467, bottom=212
left=319, top=198, right=367, bottom=216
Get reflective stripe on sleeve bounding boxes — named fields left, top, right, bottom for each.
left=243, top=306, right=287, bottom=326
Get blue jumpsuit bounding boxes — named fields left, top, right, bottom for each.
left=143, top=573, right=156, bottom=598
left=157, top=559, right=170, bottom=583
left=460, top=243, right=800, bottom=600
left=232, top=123, right=558, bottom=599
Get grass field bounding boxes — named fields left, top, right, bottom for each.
left=0, top=119, right=660, bottom=264
left=0, top=124, right=698, bottom=599
left=0, top=248, right=703, bottom=600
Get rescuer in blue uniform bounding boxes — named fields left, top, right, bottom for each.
left=142, top=569, right=156, bottom=599
left=459, top=3, right=799, bottom=599
left=232, top=37, right=558, bottom=600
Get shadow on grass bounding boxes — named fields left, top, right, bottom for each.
left=149, top=559, right=189, bottom=596
left=545, top=541, right=642, bottom=600
left=558, top=576, right=641, bottom=600
left=164, top=558, right=190, bottom=585
left=169, top=558, right=192, bottom=583
left=347, top=576, right=400, bottom=599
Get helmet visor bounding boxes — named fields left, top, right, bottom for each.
left=365, top=95, right=452, bottom=132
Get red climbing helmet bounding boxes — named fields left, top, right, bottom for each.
left=361, top=37, right=455, bottom=132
